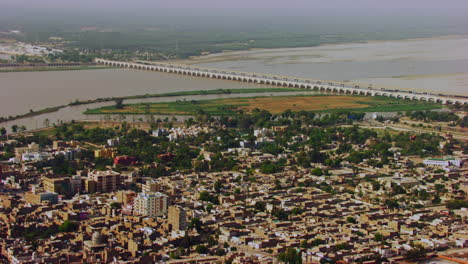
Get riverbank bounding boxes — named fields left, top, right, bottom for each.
left=0, top=88, right=301, bottom=123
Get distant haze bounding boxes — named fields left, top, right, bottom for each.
left=1, top=0, right=467, bottom=58
left=2, top=0, right=468, bottom=19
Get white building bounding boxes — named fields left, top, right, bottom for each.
left=134, top=191, right=168, bottom=217
left=21, top=152, right=52, bottom=162
left=423, top=157, right=462, bottom=167
left=107, top=138, right=120, bottom=147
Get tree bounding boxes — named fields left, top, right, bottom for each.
left=213, top=180, right=223, bottom=193
left=310, top=238, right=325, bottom=247
left=11, top=125, right=18, bottom=133
left=195, top=245, right=208, bottom=254
left=277, top=248, right=302, bottom=264
left=311, top=168, right=323, bottom=176
left=58, top=220, right=78, bottom=232
left=335, top=243, right=348, bottom=250
left=115, top=98, right=124, bottom=109
left=371, top=181, right=381, bottom=191
left=271, top=206, right=289, bottom=221
left=260, top=160, right=282, bottom=174
left=199, top=191, right=219, bottom=204
left=254, top=201, right=266, bottom=212
left=188, top=217, right=202, bottom=231
left=374, top=233, right=384, bottom=242
left=446, top=199, right=468, bottom=210
left=0, top=127, right=6, bottom=136
left=405, top=244, right=427, bottom=261
left=110, top=202, right=122, bottom=209
left=296, top=151, right=311, bottom=168
left=434, top=184, right=447, bottom=193
left=385, top=199, right=399, bottom=209
left=346, top=216, right=357, bottom=224
left=291, top=207, right=304, bottom=215
left=206, top=203, right=214, bottom=213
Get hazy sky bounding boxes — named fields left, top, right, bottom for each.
left=1, top=0, right=467, bottom=29
left=3, top=0, right=468, bottom=12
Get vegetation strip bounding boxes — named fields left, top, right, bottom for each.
left=84, top=95, right=442, bottom=115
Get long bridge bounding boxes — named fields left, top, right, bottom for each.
left=95, top=59, right=467, bottom=105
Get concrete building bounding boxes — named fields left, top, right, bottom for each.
left=25, top=192, right=58, bottom=205
left=69, top=175, right=82, bottom=194
left=115, top=190, right=136, bottom=205
left=168, top=205, right=187, bottom=231
left=142, top=180, right=161, bottom=193
left=94, top=148, right=116, bottom=159
left=43, top=177, right=70, bottom=195
left=88, top=170, right=121, bottom=193
left=59, top=148, right=81, bottom=161
left=134, top=191, right=168, bottom=217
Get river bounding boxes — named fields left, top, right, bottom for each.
left=0, top=68, right=271, bottom=118
left=187, top=35, right=468, bottom=96
left=1, top=91, right=327, bottom=132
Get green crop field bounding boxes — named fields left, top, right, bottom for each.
left=85, top=95, right=442, bottom=116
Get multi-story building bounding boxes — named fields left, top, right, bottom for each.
left=142, top=180, right=161, bottom=193
left=94, top=148, right=117, bottom=159
left=133, top=191, right=168, bottom=217
left=168, top=205, right=187, bottom=231
left=69, top=175, right=82, bottom=194
left=115, top=190, right=136, bottom=205
left=43, top=177, right=70, bottom=195
left=59, top=148, right=81, bottom=161
left=88, top=170, right=121, bottom=193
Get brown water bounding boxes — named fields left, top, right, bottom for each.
left=0, top=91, right=320, bottom=132
left=0, top=68, right=269, bottom=117
left=191, top=36, right=468, bottom=95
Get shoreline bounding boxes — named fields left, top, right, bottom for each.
left=0, top=66, right=110, bottom=73
left=0, top=88, right=301, bottom=124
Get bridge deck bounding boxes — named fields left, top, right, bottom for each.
left=95, top=59, right=467, bottom=105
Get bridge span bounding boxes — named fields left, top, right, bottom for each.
left=95, top=59, right=467, bottom=105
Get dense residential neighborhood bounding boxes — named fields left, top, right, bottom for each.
left=0, top=109, right=467, bottom=264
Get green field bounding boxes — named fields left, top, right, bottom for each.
left=84, top=95, right=442, bottom=116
